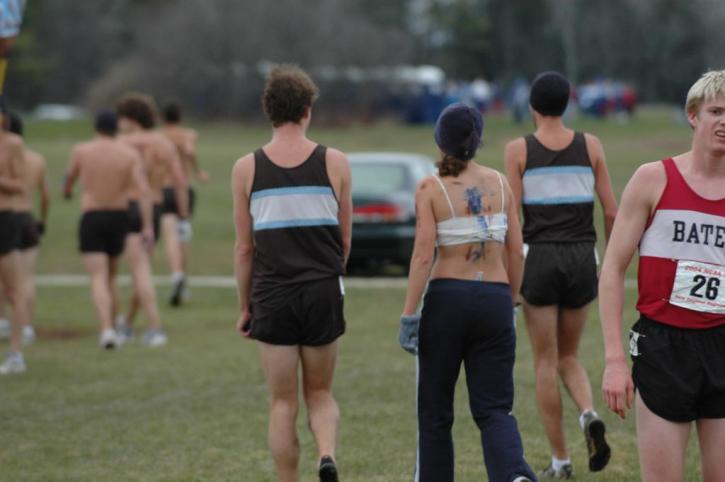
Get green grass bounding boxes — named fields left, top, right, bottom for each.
left=0, top=109, right=706, bottom=481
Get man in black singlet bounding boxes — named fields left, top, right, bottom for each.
left=231, top=65, right=352, bottom=482
left=504, top=71, right=618, bottom=478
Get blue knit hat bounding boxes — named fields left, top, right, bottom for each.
left=434, top=103, right=483, bottom=161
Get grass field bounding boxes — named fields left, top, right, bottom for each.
left=0, top=108, right=707, bottom=481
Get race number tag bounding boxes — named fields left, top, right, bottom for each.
left=670, top=260, right=725, bottom=313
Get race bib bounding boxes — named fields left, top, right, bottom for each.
left=669, top=260, right=725, bottom=313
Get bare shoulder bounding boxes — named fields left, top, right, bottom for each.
left=232, top=152, right=255, bottom=179
left=325, top=147, right=349, bottom=166
left=504, top=137, right=526, bottom=158
left=416, top=174, right=439, bottom=199
left=583, top=132, right=605, bottom=159
left=625, top=160, right=666, bottom=205
left=27, top=149, right=46, bottom=168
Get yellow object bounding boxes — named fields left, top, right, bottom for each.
left=0, top=58, right=7, bottom=93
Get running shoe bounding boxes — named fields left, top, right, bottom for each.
left=169, top=275, right=186, bottom=307
left=115, top=316, right=134, bottom=344
left=318, top=455, right=338, bottom=482
left=0, top=352, right=26, bottom=375
left=0, top=318, right=10, bottom=340
left=22, top=325, right=36, bottom=345
left=99, top=328, right=119, bottom=350
left=141, top=329, right=168, bottom=348
left=539, top=463, right=573, bottom=479
left=582, top=410, right=611, bottom=471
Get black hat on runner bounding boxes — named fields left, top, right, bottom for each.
left=529, top=71, right=570, bottom=117
left=434, top=102, right=483, bottom=161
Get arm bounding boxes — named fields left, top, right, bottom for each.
left=327, top=148, right=352, bottom=264
left=168, top=147, right=190, bottom=219
left=504, top=180, right=524, bottom=301
left=402, top=177, right=437, bottom=315
left=37, top=156, right=50, bottom=225
left=63, top=147, right=81, bottom=199
left=586, top=134, right=618, bottom=243
left=599, top=162, right=663, bottom=419
left=232, top=154, right=255, bottom=333
left=186, top=131, right=209, bottom=183
left=131, top=156, right=154, bottom=245
left=504, top=138, right=526, bottom=211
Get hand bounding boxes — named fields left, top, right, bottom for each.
left=602, top=358, right=635, bottom=419
left=237, top=308, right=252, bottom=338
left=177, top=219, right=192, bottom=242
left=35, top=221, right=45, bottom=236
left=398, top=313, right=421, bottom=355
left=197, top=170, right=210, bottom=183
left=141, top=226, right=155, bottom=251
left=63, top=189, right=72, bottom=200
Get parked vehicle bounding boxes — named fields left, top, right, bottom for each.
left=348, top=152, right=436, bottom=274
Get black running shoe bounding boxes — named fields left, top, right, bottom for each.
left=582, top=411, right=611, bottom=471
left=170, top=275, right=185, bottom=307
left=319, top=455, right=338, bottom=482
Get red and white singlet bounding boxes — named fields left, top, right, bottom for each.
left=637, top=158, right=725, bottom=329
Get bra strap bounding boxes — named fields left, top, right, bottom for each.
left=433, top=175, right=456, bottom=218
left=496, top=171, right=505, bottom=214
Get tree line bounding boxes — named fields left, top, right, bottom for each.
left=6, top=0, right=724, bottom=119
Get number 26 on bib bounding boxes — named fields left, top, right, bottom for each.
left=670, top=260, right=725, bottom=313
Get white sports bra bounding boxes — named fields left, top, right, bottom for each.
left=433, top=173, right=508, bottom=247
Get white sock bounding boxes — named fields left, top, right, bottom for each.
left=579, top=409, right=599, bottom=430
left=171, top=271, right=185, bottom=283
left=552, top=457, right=571, bottom=471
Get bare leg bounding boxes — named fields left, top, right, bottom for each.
left=557, top=304, right=594, bottom=412
left=696, top=418, right=725, bottom=482
left=524, top=302, right=568, bottom=459
left=18, top=248, right=38, bottom=328
left=301, top=341, right=340, bottom=460
left=82, top=254, right=113, bottom=331
left=0, top=252, right=28, bottom=353
left=259, top=342, right=301, bottom=482
left=161, top=214, right=183, bottom=275
left=636, top=392, right=691, bottom=482
left=125, top=234, right=162, bottom=330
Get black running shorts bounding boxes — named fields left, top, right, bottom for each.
left=161, top=186, right=195, bottom=217
left=521, top=242, right=598, bottom=308
left=78, top=210, right=130, bottom=257
left=0, top=210, right=20, bottom=256
left=15, top=212, right=40, bottom=250
left=248, top=277, right=346, bottom=346
left=630, top=316, right=725, bottom=422
left=127, top=201, right=162, bottom=242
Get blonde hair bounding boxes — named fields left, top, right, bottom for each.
left=685, top=70, right=725, bottom=115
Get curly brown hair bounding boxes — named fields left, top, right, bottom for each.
left=262, top=65, right=319, bottom=127
left=115, top=93, right=158, bottom=129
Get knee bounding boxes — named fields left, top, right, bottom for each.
left=419, top=409, right=454, bottom=434
left=557, top=354, right=579, bottom=374
left=270, top=396, right=299, bottom=420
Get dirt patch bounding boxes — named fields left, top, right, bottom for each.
left=36, top=327, right=92, bottom=340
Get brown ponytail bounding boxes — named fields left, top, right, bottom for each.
left=437, top=154, right=468, bottom=177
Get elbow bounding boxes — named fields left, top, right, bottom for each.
left=605, top=208, right=618, bottom=224
left=235, top=241, right=254, bottom=260
left=410, top=250, right=434, bottom=271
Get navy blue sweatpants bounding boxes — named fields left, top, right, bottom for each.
left=415, top=279, right=536, bottom=482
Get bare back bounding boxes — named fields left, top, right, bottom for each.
left=120, top=131, right=180, bottom=202
left=0, top=132, right=25, bottom=210
left=429, top=163, right=511, bottom=283
left=15, top=149, right=45, bottom=212
left=71, top=138, right=139, bottom=211
left=163, top=124, right=197, bottom=179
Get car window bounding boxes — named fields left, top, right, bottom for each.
left=351, top=163, right=409, bottom=195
